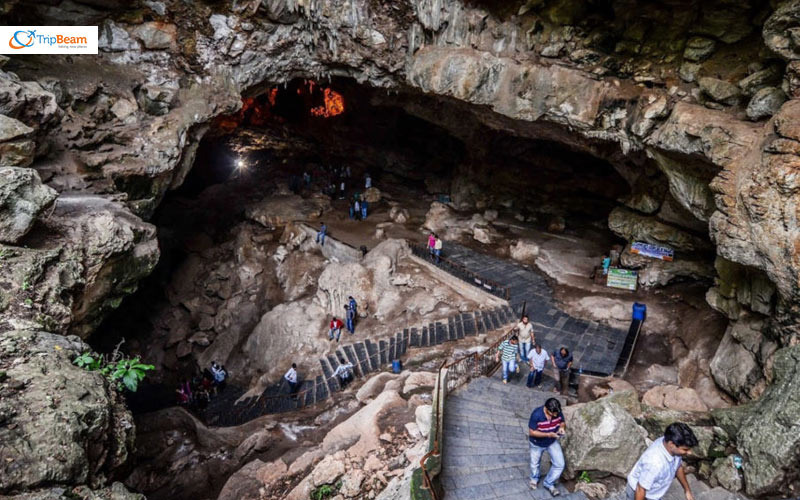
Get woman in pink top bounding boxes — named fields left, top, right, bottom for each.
left=427, top=233, right=436, bottom=259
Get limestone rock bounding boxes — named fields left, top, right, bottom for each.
left=608, top=207, right=711, bottom=252
left=4, top=483, right=146, bottom=500
left=131, top=22, right=176, bottom=49
left=711, top=456, right=743, bottom=492
left=362, top=187, right=381, bottom=203
left=311, top=454, right=346, bottom=487
left=0, top=331, right=134, bottom=492
left=388, top=206, right=409, bottom=223
left=699, top=77, right=742, bottom=106
left=712, top=346, right=800, bottom=496
left=339, top=469, right=365, bottom=497
left=763, top=1, right=800, bottom=60
left=136, top=82, right=178, bottom=116
left=562, top=399, right=648, bottom=478
left=356, top=372, right=399, bottom=403
left=683, top=37, right=716, bottom=62
left=509, top=239, right=539, bottom=262
left=746, top=87, right=786, bottom=121
left=0, top=114, right=34, bottom=166
left=321, top=390, right=406, bottom=459
left=709, top=318, right=773, bottom=402
left=0, top=167, right=57, bottom=243
left=415, top=404, right=432, bottom=438
left=738, top=66, right=781, bottom=96
left=642, top=385, right=710, bottom=413
left=574, top=482, right=608, bottom=499
left=402, top=371, right=437, bottom=395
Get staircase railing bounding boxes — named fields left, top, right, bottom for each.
left=409, top=242, right=511, bottom=300
left=412, top=303, right=525, bottom=500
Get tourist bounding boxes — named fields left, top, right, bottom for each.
left=528, top=397, right=566, bottom=496
left=339, top=180, right=346, bottom=199
left=176, top=379, right=192, bottom=405
left=303, top=171, right=311, bottom=187
left=516, top=315, right=534, bottom=361
left=602, top=255, right=611, bottom=275
left=345, top=165, right=351, bottom=178
left=527, top=344, right=549, bottom=388
left=329, top=316, right=344, bottom=342
left=349, top=201, right=355, bottom=220
left=434, top=235, right=443, bottom=263
left=316, top=222, right=327, bottom=246
left=551, top=347, right=573, bottom=395
left=626, top=423, right=698, bottom=500
left=348, top=295, right=358, bottom=316
left=495, top=335, right=519, bottom=384
left=345, top=304, right=356, bottom=334
left=427, top=232, right=436, bottom=258
left=354, top=199, right=361, bottom=221
left=333, top=361, right=354, bottom=388
left=361, top=199, right=368, bottom=220
left=365, top=173, right=372, bottom=189
left=210, top=361, right=228, bottom=392
left=284, top=363, right=299, bottom=395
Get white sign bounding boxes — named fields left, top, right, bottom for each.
left=0, top=26, right=98, bottom=54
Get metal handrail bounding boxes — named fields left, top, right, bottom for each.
left=409, top=243, right=511, bottom=300
left=417, top=302, right=525, bottom=499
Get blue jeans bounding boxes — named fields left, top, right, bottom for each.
left=434, top=248, right=441, bottom=263
left=346, top=317, right=354, bottom=333
left=316, top=231, right=326, bottom=245
left=519, top=342, right=531, bottom=361
left=361, top=206, right=367, bottom=219
left=329, top=328, right=341, bottom=341
left=527, top=369, right=543, bottom=387
left=529, top=440, right=565, bottom=488
left=501, top=359, right=517, bottom=381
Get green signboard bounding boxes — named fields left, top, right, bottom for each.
left=607, top=268, right=638, bottom=291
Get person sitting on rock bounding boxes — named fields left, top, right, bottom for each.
left=329, top=316, right=344, bottom=342
left=495, top=335, right=519, bottom=384
left=528, top=397, right=567, bottom=496
left=626, top=422, right=698, bottom=500
left=333, top=362, right=354, bottom=388
left=316, top=222, right=327, bottom=246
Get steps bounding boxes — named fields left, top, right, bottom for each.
left=441, top=368, right=588, bottom=500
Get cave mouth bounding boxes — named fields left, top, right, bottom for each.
left=91, top=76, right=715, bottom=416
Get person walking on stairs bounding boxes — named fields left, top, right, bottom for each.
left=434, top=235, right=443, bottom=263
left=329, top=316, right=344, bottom=342
left=527, top=344, right=549, bottom=388
left=516, top=315, right=534, bottom=361
left=626, top=423, right=698, bottom=500
left=528, top=397, right=567, bottom=496
left=284, top=363, right=299, bottom=396
left=551, top=347, right=573, bottom=395
left=427, top=232, right=436, bottom=259
left=495, top=335, right=519, bottom=384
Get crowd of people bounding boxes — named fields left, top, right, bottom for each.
left=175, top=361, right=228, bottom=408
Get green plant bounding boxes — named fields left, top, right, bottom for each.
left=73, top=348, right=154, bottom=392
left=578, top=471, right=592, bottom=484
left=21, top=279, right=30, bottom=291
left=311, top=480, right=342, bottom=500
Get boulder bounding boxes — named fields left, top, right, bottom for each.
left=642, top=385, right=709, bottom=413
left=712, top=346, right=800, bottom=496
left=0, top=114, right=35, bottom=166
left=709, top=319, right=772, bottom=402
left=136, top=82, right=178, bottom=116
left=402, top=371, right=437, bottom=395
left=388, top=206, right=409, bottom=223
left=339, top=469, right=365, bottom=497
left=574, top=482, right=608, bottom=499
left=608, top=207, right=712, bottom=252
left=699, top=77, right=742, bottom=106
left=362, top=187, right=381, bottom=203
left=311, top=454, right=346, bottom=486
left=644, top=364, right=679, bottom=386
left=737, top=66, right=781, bottom=96
left=562, top=399, right=648, bottom=478
left=131, top=22, right=177, bottom=49
left=711, top=456, right=743, bottom=492
left=4, top=483, right=145, bottom=500
left=0, top=331, right=134, bottom=492
left=356, top=372, right=399, bottom=403
left=509, top=239, right=540, bottom=262
left=415, top=404, right=432, bottom=438
left=746, top=87, right=786, bottom=121
left=245, top=195, right=327, bottom=227
left=683, top=37, right=716, bottom=62
left=0, top=167, right=57, bottom=243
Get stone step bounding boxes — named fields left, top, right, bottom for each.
left=365, top=339, right=380, bottom=370
left=353, top=342, right=370, bottom=374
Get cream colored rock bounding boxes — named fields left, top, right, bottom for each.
left=389, top=206, right=409, bottom=223
left=415, top=404, right=433, bottom=438
left=321, top=390, right=406, bottom=459
left=356, top=373, right=400, bottom=403
left=311, top=454, right=346, bottom=486
left=402, top=371, right=438, bottom=395
left=509, top=239, right=540, bottom=262
left=339, top=469, right=366, bottom=497
left=643, top=385, right=709, bottom=413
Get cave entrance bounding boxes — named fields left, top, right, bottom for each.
left=92, top=76, right=716, bottom=413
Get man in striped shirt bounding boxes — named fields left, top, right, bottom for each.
left=495, top=335, right=520, bottom=384
left=528, top=398, right=566, bottom=496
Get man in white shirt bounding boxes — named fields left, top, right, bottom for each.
left=516, top=315, right=535, bottom=361
left=526, top=344, right=549, bottom=388
left=627, top=423, right=698, bottom=500
left=284, top=363, right=299, bottom=395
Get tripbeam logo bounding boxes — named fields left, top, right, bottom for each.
left=0, top=26, right=97, bottom=54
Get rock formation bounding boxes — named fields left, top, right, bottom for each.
left=0, top=0, right=799, bottom=496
